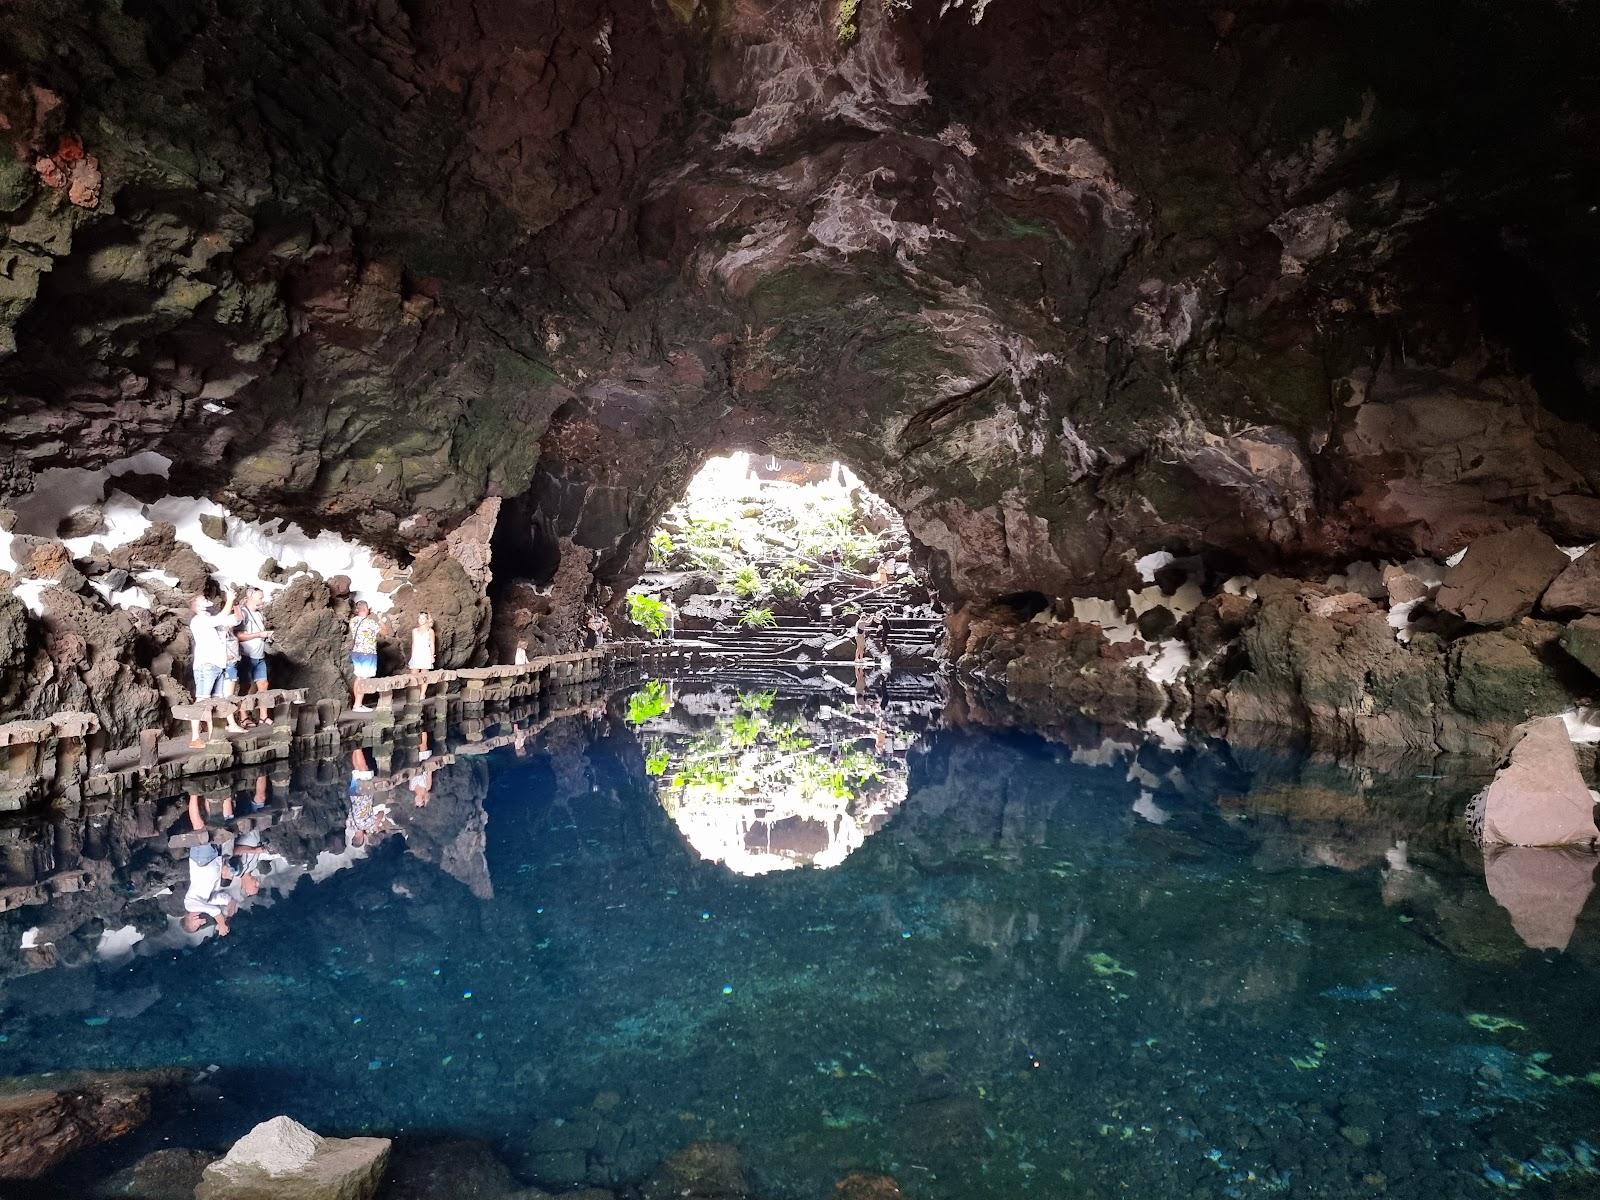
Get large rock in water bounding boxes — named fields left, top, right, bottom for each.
left=1435, top=528, right=1571, bottom=626
left=1471, top=717, right=1600, bottom=848
left=0, top=1067, right=186, bottom=1179
left=1483, top=846, right=1599, bottom=951
left=1541, top=546, right=1600, bottom=616
left=196, top=1115, right=390, bottom=1200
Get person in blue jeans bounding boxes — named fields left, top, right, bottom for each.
left=188, top=590, right=240, bottom=748
left=235, top=588, right=273, bottom=724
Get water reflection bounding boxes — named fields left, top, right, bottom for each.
left=0, top=677, right=1596, bottom=1199
left=630, top=683, right=932, bottom=875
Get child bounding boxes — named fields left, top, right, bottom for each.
left=409, top=611, right=436, bottom=676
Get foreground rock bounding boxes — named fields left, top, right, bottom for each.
left=1434, top=528, right=1571, bottom=626
left=1542, top=547, right=1600, bottom=617
left=195, top=1115, right=390, bottom=1200
left=1469, top=718, right=1600, bottom=848
left=0, top=1067, right=186, bottom=1179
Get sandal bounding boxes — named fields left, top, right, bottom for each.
left=188, top=738, right=205, bottom=750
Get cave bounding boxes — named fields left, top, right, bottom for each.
left=1, top=0, right=1599, bottom=1193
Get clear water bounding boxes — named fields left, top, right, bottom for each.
left=3, top=678, right=1598, bottom=1199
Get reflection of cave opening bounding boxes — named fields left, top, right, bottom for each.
left=629, top=681, right=923, bottom=876
left=628, top=452, right=944, bottom=672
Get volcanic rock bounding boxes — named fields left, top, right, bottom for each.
left=1434, top=529, right=1570, bottom=626
left=93, top=1147, right=221, bottom=1199
left=1470, top=717, right=1600, bottom=848
left=642, top=1141, right=746, bottom=1200
left=0, top=1067, right=186, bottom=1179
left=1542, top=547, right=1600, bottom=617
left=1560, top=616, right=1600, bottom=680
left=195, top=1115, right=390, bottom=1200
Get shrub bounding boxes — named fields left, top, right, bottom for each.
left=627, top=680, right=670, bottom=725
left=738, top=606, right=776, bottom=629
left=731, top=564, right=764, bottom=600
left=627, top=590, right=672, bottom=638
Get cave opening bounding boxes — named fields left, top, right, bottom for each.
left=624, top=451, right=945, bottom=674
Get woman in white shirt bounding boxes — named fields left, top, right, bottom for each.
left=408, top=611, right=436, bottom=676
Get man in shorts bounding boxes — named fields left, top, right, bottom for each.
left=235, top=588, right=273, bottom=723
left=188, top=590, right=240, bottom=748
left=349, top=600, right=387, bottom=712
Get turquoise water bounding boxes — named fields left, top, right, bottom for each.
left=2, top=679, right=1598, bottom=1198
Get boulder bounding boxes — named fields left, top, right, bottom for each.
left=1435, top=528, right=1570, bottom=626
left=1483, top=846, right=1598, bottom=951
left=196, top=1115, right=390, bottom=1200
left=1541, top=546, right=1600, bottom=616
left=384, top=1138, right=544, bottom=1200
left=1470, top=717, right=1600, bottom=847
left=93, top=1147, right=220, bottom=1199
left=0, top=1067, right=186, bottom=1179
left=1559, top=615, right=1600, bottom=680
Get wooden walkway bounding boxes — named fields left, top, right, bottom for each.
left=0, top=645, right=645, bottom=812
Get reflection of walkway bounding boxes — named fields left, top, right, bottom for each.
left=0, top=696, right=615, bottom=982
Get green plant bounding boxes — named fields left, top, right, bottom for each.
left=648, top=530, right=675, bottom=564
left=835, top=0, right=858, bottom=41
left=767, top=560, right=809, bottom=599
left=627, top=680, right=670, bottom=725
left=627, top=590, right=672, bottom=638
left=730, top=564, right=763, bottom=599
left=738, top=605, right=776, bottom=629
left=645, top=746, right=670, bottom=776
left=739, top=690, right=776, bottom=712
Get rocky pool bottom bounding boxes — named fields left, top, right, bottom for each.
left=1, top=677, right=1598, bottom=1200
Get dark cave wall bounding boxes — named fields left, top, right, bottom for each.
left=2, top=0, right=1600, bottom=747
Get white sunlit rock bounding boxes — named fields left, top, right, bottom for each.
left=197, top=1114, right=390, bottom=1200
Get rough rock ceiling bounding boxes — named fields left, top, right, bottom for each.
left=3, top=0, right=1597, bottom=607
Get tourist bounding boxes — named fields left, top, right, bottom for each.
left=348, top=600, right=387, bottom=712
left=220, top=610, right=251, bottom=731
left=235, top=588, right=273, bottom=724
left=408, top=611, right=436, bottom=677
left=514, top=638, right=529, bottom=666
left=187, top=590, right=240, bottom=749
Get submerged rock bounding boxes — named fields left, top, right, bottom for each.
left=195, top=1115, right=390, bottom=1200
left=0, top=1067, right=186, bottom=1180
left=641, top=1141, right=746, bottom=1200
left=1469, top=717, right=1600, bottom=848
left=93, top=1147, right=220, bottom=1199
left=1483, top=846, right=1599, bottom=951
left=1434, top=528, right=1570, bottom=627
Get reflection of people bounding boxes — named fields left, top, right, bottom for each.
left=349, top=600, right=387, bottom=712
left=182, top=841, right=237, bottom=937
left=347, top=748, right=390, bottom=846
